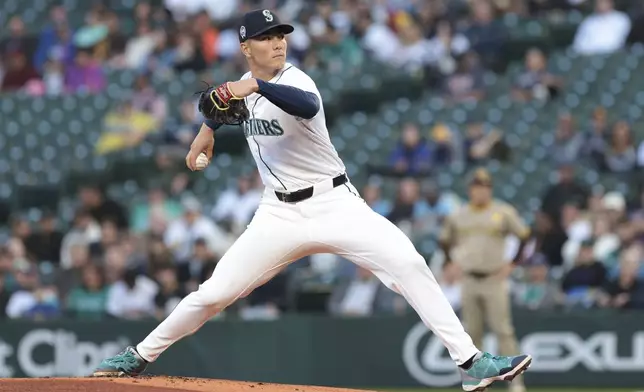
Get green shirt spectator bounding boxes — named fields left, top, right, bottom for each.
left=66, top=264, right=109, bottom=320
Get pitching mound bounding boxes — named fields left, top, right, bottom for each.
left=0, top=376, right=376, bottom=392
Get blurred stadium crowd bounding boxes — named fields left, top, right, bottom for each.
left=1, top=0, right=644, bottom=322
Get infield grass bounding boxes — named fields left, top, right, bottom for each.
left=377, top=388, right=639, bottom=392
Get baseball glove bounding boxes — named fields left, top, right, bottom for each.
left=196, top=82, right=250, bottom=126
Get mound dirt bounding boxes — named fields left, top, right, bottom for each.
left=0, top=376, right=376, bottom=392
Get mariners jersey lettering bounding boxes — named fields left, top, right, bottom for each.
left=240, top=63, right=345, bottom=191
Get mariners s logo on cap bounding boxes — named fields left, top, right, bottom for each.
left=263, top=10, right=274, bottom=22
left=240, top=26, right=246, bottom=39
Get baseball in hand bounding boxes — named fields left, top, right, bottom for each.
left=195, top=153, right=209, bottom=170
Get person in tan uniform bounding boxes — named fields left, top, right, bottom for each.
left=440, top=168, right=530, bottom=392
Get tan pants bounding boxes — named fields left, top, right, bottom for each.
left=461, top=273, right=524, bottom=388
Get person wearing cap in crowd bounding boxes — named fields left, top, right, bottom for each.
left=440, top=168, right=530, bottom=392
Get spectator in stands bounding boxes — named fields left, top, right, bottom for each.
left=529, top=211, right=568, bottom=266
left=429, top=123, right=456, bottom=165
left=97, top=98, right=159, bottom=155
left=387, top=178, right=421, bottom=237
left=131, top=74, right=168, bottom=121
left=60, top=209, right=101, bottom=269
left=172, top=29, right=207, bottom=73
left=0, top=272, right=10, bottom=319
left=131, top=187, right=183, bottom=235
left=24, top=212, right=63, bottom=265
left=56, top=243, right=91, bottom=300
left=439, top=261, right=462, bottom=312
left=0, top=51, right=40, bottom=92
left=240, top=271, right=288, bottom=321
left=602, top=191, right=628, bottom=226
left=442, top=51, right=486, bottom=104
left=42, top=58, right=65, bottom=96
left=307, top=1, right=346, bottom=47
left=145, top=236, right=175, bottom=275
left=552, top=113, right=584, bottom=166
left=103, top=244, right=128, bottom=285
left=464, top=0, right=508, bottom=69
left=164, top=196, right=234, bottom=263
left=79, top=185, right=129, bottom=230
left=6, top=259, right=61, bottom=320
left=426, top=20, right=471, bottom=77
left=89, top=219, right=121, bottom=259
left=138, top=30, right=177, bottom=76
left=593, top=212, right=621, bottom=259
left=0, top=16, right=37, bottom=61
left=33, top=7, right=75, bottom=73
left=211, top=174, right=262, bottom=235
left=541, top=163, right=589, bottom=223
left=134, top=1, right=152, bottom=25
left=583, top=106, right=609, bottom=168
left=9, top=217, right=31, bottom=254
left=563, top=211, right=622, bottom=269
left=0, top=56, right=5, bottom=87
left=361, top=182, right=392, bottom=217
left=572, top=0, right=631, bottom=55
left=629, top=188, right=644, bottom=221
left=74, top=6, right=111, bottom=62
left=192, top=11, right=219, bottom=66
left=512, top=48, right=563, bottom=102
left=597, top=245, right=644, bottom=309
left=123, top=23, right=159, bottom=70
left=354, top=9, right=400, bottom=65
left=389, top=17, right=431, bottom=73
left=414, top=180, right=455, bottom=238
left=164, top=0, right=238, bottom=22
left=180, top=238, right=218, bottom=293
left=65, top=264, right=109, bottom=320
left=153, top=264, right=184, bottom=320
left=561, top=239, right=607, bottom=307
left=105, top=12, right=127, bottom=61
left=463, top=122, right=503, bottom=166
left=388, top=123, right=432, bottom=177
left=604, top=121, right=637, bottom=173
left=106, top=267, right=158, bottom=320
left=514, top=254, right=561, bottom=310
left=64, top=50, right=105, bottom=94
left=284, top=12, right=313, bottom=66
left=610, top=224, right=639, bottom=271
left=0, top=248, right=11, bottom=275
left=528, top=0, right=583, bottom=14
left=560, top=201, right=593, bottom=251
left=328, top=267, right=394, bottom=317
left=163, top=98, right=202, bottom=148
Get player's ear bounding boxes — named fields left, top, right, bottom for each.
left=240, top=42, right=251, bottom=58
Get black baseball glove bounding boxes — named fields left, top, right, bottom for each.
left=196, top=82, right=250, bottom=126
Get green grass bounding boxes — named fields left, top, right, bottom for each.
left=376, top=389, right=640, bottom=392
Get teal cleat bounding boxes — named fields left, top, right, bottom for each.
left=92, top=346, right=148, bottom=377
left=460, top=352, right=532, bottom=392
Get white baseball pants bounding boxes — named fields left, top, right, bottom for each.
left=136, top=179, right=479, bottom=364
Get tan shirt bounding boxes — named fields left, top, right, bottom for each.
left=440, top=200, right=530, bottom=273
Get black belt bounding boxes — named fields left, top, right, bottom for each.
left=467, top=271, right=494, bottom=279
left=275, top=173, right=348, bottom=203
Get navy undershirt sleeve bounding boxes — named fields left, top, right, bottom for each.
left=204, top=119, right=223, bottom=131
left=256, top=79, right=320, bottom=120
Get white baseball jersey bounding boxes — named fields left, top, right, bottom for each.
left=240, top=63, right=346, bottom=191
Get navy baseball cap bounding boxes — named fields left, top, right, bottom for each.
left=238, top=9, right=294, bottom=43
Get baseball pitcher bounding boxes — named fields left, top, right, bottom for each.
left=94, top=10, right=531, bottom=391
